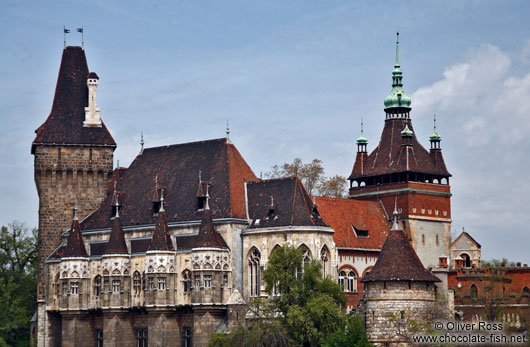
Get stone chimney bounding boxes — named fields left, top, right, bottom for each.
left=84, top=72, right=102, bottom=127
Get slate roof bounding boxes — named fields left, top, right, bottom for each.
left=349, top=119, right=450, bottom=180
left=247, top=177, right=328, bottom=229
left=361, top=221, right=440, bottom=283
left=147, top=209, right=175, bottom=252
left=81, top=138, right=257, bottom=230
left=63, top=216, right=88, bottom=258
left=104, top=215, right=129, bottom=255
left=191, top=207, right=229, bottom=249
left=32, top=46, right=115, bottom=153
left=314, top=197, right=389, bottom=250
left=451, top=231, right=482, bottom=249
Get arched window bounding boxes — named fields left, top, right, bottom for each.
left=522, top=287, right=530, bottom=296
left=470, top=284, right=478, bottom=299
left=297, top=245, right=311, bottom=279
left=249, top=248, right=261, bottom=297
left=320, top=246, right=330, bottom=278
left=338, top=271, right=346, bottom=290
left=461, top=253, right=471, bottom=268
left=94, top=275, right=101, bottom=297
left=133, top=271, right=141, bottom=295
left=347, top=271, right=357, bottom=292
left=182, top=270, right=191, bottom=293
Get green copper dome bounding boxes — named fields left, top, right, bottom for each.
left=357, top=134, right=368, bottom=144
left=401, top=124, right=413, bottom=137
left=384, top=33, right=412, bottom=110
left=429, top=130, right=441, bottom=141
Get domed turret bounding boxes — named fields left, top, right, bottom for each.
left=356, top=119, right=368, bottom=153
left=384, top=33, right=412, bottom=118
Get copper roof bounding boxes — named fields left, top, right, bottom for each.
left=31, top=46, right=115, bottom=153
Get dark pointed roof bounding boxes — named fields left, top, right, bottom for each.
left=247, top=177, right=329, bottom=229
left=147, top=209, right=174, bottom=252
left=31, top=46, right=115, bottom=153
left=63, top=212, right=88, bottom=258
left=193, top=207, right=229, bottom=249
left=81, top=138, right=257, bottom=230
left=361, top=220, right=440, bottom=283
left=349, top=119, right=451, bottom=180
left=104, top=215, right=129, bottom=255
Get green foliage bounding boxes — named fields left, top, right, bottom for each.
left=212, top=245, right=371, bottom=347
left=0, top=222, right=38, bottom=347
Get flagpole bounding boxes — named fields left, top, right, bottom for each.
left=63, top=25, right=66, bottom=48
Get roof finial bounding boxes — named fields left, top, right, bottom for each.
left=113, top=181, right=117, bottom=194
left=155, top=175, right=159, bottom=188
left=205, top=184, right=210, bottom=210
left=140, top=131, right=144, bottom=155
left=226, top=120, right=232, bottom=144
left=361, top=117, right=364, bottom=135
left=63, top=26, right=70, bottom=49
left=395, top=32, right=400, bottom=68
left=115, top=193, right=120, bottom=218
left=270, top=195, right=274, bottom=207
left=159, top=189, right=165, bottom=213
left=117, top=159, right=119, bottom=168
left=199, top=170, right=202, bottom=183
left=73, top=199, right=78, bottom=221
left=434, top=114, right=437, bottom=131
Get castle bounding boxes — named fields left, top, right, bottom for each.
left=32, top=36, right=529, bottom=347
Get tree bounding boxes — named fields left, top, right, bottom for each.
left=265, top=158, right=347, bottom=197
left=0, top=221, right=38, bottom=347
left=209, top=245, right=371, bottom=347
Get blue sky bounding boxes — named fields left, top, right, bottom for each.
left=2, top=1, right=530, bottom=262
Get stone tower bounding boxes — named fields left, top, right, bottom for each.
left=32, top=46, right=115, bottom=344
left=361, top=208, right=440, bottom=346
left=348, top=34, right=451, bottom=271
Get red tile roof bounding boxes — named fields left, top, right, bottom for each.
left=362, top=225, right=440, bottom=283
left=247, top=177, right=328, bottom=229
left=314, top=197, right=389, bottom=250
left=349, top=119, right=450, bottom=180
left=32, top=46, right=115, bottom=153
left=81, top=138, right=257, bottom=230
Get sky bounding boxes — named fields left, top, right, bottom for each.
left=1, top=1, right=530, bottom=263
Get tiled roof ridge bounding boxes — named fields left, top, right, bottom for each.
left=142, top=137, right=227, bottom=153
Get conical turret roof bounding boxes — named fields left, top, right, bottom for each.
left=63, top=208, right=88, bottom=258
left=147, top=193, right=174, bottom=252
left=104, top=207, right=129, bottom=256
left=362, top=210, right=440, bottom=283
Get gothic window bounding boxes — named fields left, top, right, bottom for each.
left=470, top=284, right=478, bottom=299
left=320, top=246, right=330, bottom=278
left=133, top=271, right=141, bottom=295
left=249, top=248, right=261, bottom=297
left=62, top=282, right=68, bottom=295
left=112, top=280, right=121, bottom=293
left=204, top=275, right=212, bottom=288
left=95, top=329, right=103, bottom=347
left=182, top=270, right=191, bottom=292
left=135, top=328, right=148, bottom=347
left=71, top=282, right=79, bottom=294
left=338, top=271, right=345, bottom=290
left=94, top=275, right=101, bottom=296
left=182, top=327, right=192, bottom=347
left=296, top=245, right=311, bottom=279
left=194, top=275, right=201, bottom=289
left=148, top=277, right=154, bottom=290
left=158, top=277, right=166, bottom=290
left=104, top=279, right=110, bottom=292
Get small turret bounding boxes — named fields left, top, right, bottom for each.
left=84, top=72, right=102, bottom=127
left=430, top=115, right=442, bottom=150
left=384, top=33, right=412, bottom=119
left=356, top=118, right=368, bottom=153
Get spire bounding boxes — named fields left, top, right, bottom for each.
left=356, top=118, right=368, bottom=153
left=104, top=193, right=129, bottom=256
left=63, top=206, right=88, bottom=258
left=384, top=32, right=412, bottom=116
left=147, top=192, right=174, bottom=252
left=114, top=192, right=120, bottom=218
left=226, top=120, right=231, bottom=143
left=429, top=114, right=442, bottom=148
left=391, top=198, right=400, bottom=231
left=194, top=191, right=229, bottom=250
left=205, top=184, right=210, bottom=210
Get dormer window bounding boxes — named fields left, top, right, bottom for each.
left=351, top=225, right=369, bottom=238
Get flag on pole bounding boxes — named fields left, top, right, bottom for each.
left=64, top=28, right=70, bottom=33
left=77, top=28, right=83, bottom=33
